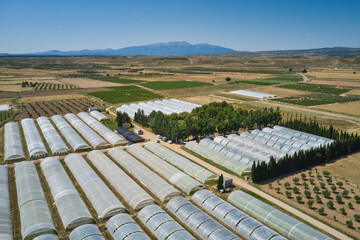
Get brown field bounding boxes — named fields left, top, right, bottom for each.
left=248, top=86, right=306, bottom=97
left=19, top=94, right=86, bottom=103
left=346, top=89, right=360, bottom=96
left=308, top=80, right=360, bottom=88
left=314, top=101, right=360, bottom=117
left=307, top=71, right=360, bottom=80
left=261, top=163, right=360, bottom=238
left=58, top=77, right=124, bottom=88
left=0, top=84, right=33, bottom=92
left=16, top=98, right=106, bottom=120
left=0, top=98, right=14, bottom=104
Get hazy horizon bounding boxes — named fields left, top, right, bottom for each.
left=1, top=0, right=359, bottom=53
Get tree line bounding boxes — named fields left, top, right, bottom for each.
left=252, top=120, right=360, bottom=183
left=132, top=101, right=282, bottom=142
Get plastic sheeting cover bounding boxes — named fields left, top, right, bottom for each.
left=37, top=117, right=70, bottom=155
left=40, top=157, right=92, bottom=230
left=144, top=141, right=217, bottom=184
left=127, top=144, right=204, bottom=195
left=21, top=118, right=48, bottom=159
left=87, top=150, right=155, bottom=210
left=107, top=147, right=180, bottom=202
left=89, top=110, right=109, bottom=121
left=51, top=115, right=90, bottom=151
left=106, top=213, right=150, bottom=240
left=0, top=166, right=13, bottom=240
left=4, top=122, right=25, bottom=161
left=228, top=190, right=333, bottom=240
left=15, top=161, right=56, bottom=240
left=69, top=224, right=104, bottom=240
left=138, top=204, right=195, bottom=240
left=64, top=154, right=126, bottom=219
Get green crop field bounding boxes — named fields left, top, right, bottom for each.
left=140, top=80, right=212, bottom=90
left=278, top=83, right=352, bottom=95
left=239, top=76, right=303, bottom=86
left=87, top=75, right=142, bottom=84
left=88, top=85, right=163, bottom=104
left=271, top=93, right=360, bottom=106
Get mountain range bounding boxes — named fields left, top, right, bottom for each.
left=0, top=42, right=359, bottom=56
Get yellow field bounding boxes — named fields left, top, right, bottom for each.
left=0, top=98, right=14, bottom=104
left=19, top=94, right=85, bottom=103
left=346, top=89, right=360, bottom=95
left=314, top=152, right=360, bottom=184
left=0, top=84, right=33, bottom=92
left=315, top=101, right=360, bottom=117
left=307, top=71, right=360, bottom=80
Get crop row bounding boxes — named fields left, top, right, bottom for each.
left=34, top=82, right=75, bottom=91
left=271, top=93, right=360, bottom=106
left=278, top=83, right=352, bottom=95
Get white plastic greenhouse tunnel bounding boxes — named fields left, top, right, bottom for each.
left=106, top=213, right=150, bottom=240
left=0, top=166, right=13, bottom=240
left=21, top=118, right=48, bottom=159
left=4, top=122, right=25, bottom=162
left=69, top=224, right=105, bottom=240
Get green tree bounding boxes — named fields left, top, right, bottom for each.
left=354, top=214, right=360, bottom=222
left=342, top=189, right=349, bottom=198
left=304, top=189, right=311, bottom=199
left=313, top=185, right=320, bottom=194
left=286, top=190, right=292, bottom=198
left=217, top=174, right=224, bottom=191
left=322, top=189, right=331, bottom=198
left=293, top=177, right=300, bottom=185
left=303, top=182, right=308, bottom=189
left=296, top=195, right=302, bottom=203
left=320, top=182, right=326, bottom=189
left=284, top=182, right=291, bottom=189
left=336, top=181, right=343, bottom=188
left=301, top=173, right=306, bottom=180
left=345, top=220, right=353, bottom=228
left=225, top=77, right=231, bottom=82
left=275, top=187, right=281, bottom=193
left=316, top=194, right=322, bottom=203
left=318, top=207, right=325, bottom=215
left=336, top=194, right=343, bottom=203
left=348, top=202, right=353, bottom=209
left=354, top=195, right=360, bottom=203
left=331, top=185, right=337, bottom=193
left=340, top=207, right=346, bottom=215
left=307, top=199, right=314, bottom=208
left=293, top=186, right=300, bottom=194
left=309, top=178, right=315, bottom=185
left=326, top=200, right=334, bottom=209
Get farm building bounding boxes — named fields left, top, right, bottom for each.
left=116, top=98, right=201, bottom=118
left=230, top=90, right=277, bottom=99
left=115, top=127, right=144, bottom=142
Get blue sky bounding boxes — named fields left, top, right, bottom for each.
left=1, top=0, right=359, bottom=53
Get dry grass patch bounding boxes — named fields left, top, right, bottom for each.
left=314, top=101, right=360, bottom=117
left=249, top=86, right=306, bottom=97
left=307, top=71, right=360, bottom=80
left=19, top=94, right=85, bottom=103
left=58, top=78, right=124, bottom=88
left=0, top=84, right=33, bottom=92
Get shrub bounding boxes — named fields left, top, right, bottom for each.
left=323, top=170, right=331, bottom=177
left=296, top=195, right=302, bottom=203
left=307, top=199, right=314, bottom=208
left=293, top=177, right=300, bottom=184
left=342, top=189, right=349, bottom=198
left=275, top=187, right=281, bottom=193
left=303, top=182, right=308, bottom=189
left=284, top=182, right=291, bottom=189
left=317, top=174, right=322, bottom=179
left=301, top=173, right=306, bottom=180
left=354, top=195, right=360, bottom=203
left=304, top=190, right=311, bottom=199
left=331, top=185, right=337, bottom=193
left=326, top=200, right=334, bottom=209
left=326, top=177, right=332, bottom=184
left=286, top=190, right=292, bottom=198
left=336, top=181, right=343, bottom=188
left=348, top=202, right=353, bottom=209
left=276, top=179, right=280, bottom=185
left=293, top=186, right=300, bottom=194
left=354, top=214, right=360, bottom=222
left=313, top=185, right=320, bottom=194
left=318, top=207, right=325, bottom=215
left=336, top=194, right=343, bottom=203
left=340, top=207, right=346, bottom=215
left=308, top=171, right=313, bottom=177
left=268, top=183, right=273, bottom=189
left=316, top=194, right=322, bottom=203
left=322, top=189, right=331, bottom=198
left=346, top=220, right=353, bottom=228
left=320, top=182, right=326, bottom=189
left=309, top=178, right=315, bottom=185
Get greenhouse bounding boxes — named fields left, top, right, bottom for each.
left=115, top=127, right=144, bottom=142
left=192, top=190, right=286, bottom=240
left=87, top=150, right=155, bottom=210
left=108, top=147, right=180, bottom=202
left=127, top=144, right=204, bottom=195
left=15, top=161, right=56, bottom=240
left=64, top=113, right=110, bottom=149
left=40, top=157, right=93, bottom=230
left=21, top=118, right=48, bottom=159
left=77, top=112, right=127, bottom=146
left=33, top=234, right=59, bottom=240
left=228, top=190, right=333, bottom=240
left=230, top=90, right=277, bottom=99
left=144, top=141, right=217, bottom=183
left=166, top=197, right=241, bottom=240
left=69, top=224, right=104, bottom=240
left=116, top=98, right=200, bottom=118
left=4, top=122, right=25, bottom=161
left=185, top=141, right=251, bottom=176
left=51, top=115, right=90, bottom=151
left=89, top=110, right=109, bottom=121
left=64, top=154, right=126, bottom=219
left=0, top=166, right=12, bottom=240
left=106, top=213, right=150, bottom=240
left=138, top=204, right=195, bottom=240
left=37, top=117, right=70, bottom=155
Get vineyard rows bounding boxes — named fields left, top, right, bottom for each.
left=34, top=82, right=75, bottom=91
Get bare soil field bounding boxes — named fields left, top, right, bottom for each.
left=307, top=71, right=360, bottom=80
left=345, top=89, right=360, bottom=96
left=0, top=91, right=17, bottom=98
left=314, top=101, right=360, bottom=117
left=19, top=94, right=86, bottom=103
left=20, top=88, right=109, bottom=98
left=261, top=164, right=360, bottom=238
left=58, top=77, right=124, bottom=88
left=0, top=84, right=33, bottom=92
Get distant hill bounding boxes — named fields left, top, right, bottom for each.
left=9, top=41, right=235, bottom=56
left=1, top=44, right=359, bottom=57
